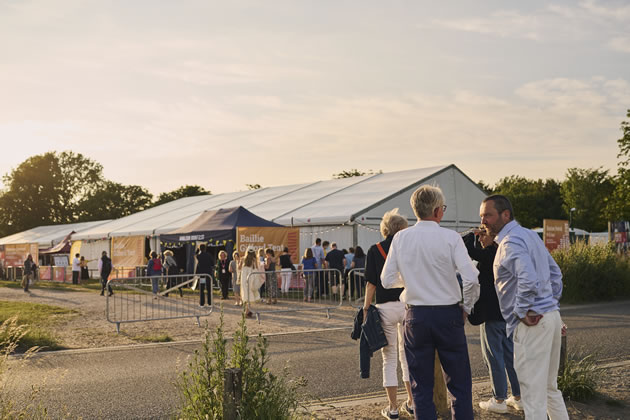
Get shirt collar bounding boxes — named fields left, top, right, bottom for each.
left=415, top=220, right=440, bottom=228
left=496, top=220, right=519, bottom=243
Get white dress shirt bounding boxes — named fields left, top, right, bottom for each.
left=381, top=221, right=480, bottom=313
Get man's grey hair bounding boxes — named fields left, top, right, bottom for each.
left=410, top=185, right=445, bottom=219
left=380, top=208, right=408, bottom=237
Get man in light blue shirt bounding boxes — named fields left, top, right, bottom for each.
left=480, top=195, right=568, bottom=420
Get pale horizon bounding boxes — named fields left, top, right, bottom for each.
left=1, top=0, right=629, bottom=196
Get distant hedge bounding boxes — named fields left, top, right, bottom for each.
left=552, top=242, right=630, bottom=303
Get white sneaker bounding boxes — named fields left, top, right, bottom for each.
left=506, top=395, right=524, bottom=411
left=479, top=397, right=508, bottom=413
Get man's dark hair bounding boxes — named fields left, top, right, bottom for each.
left=483, top=194, right=515, bottom=220
left=199, top=244, right=206, bottom=252
left=322, top=240, right=330, bottom=247
left=315, top=238, right=321, bottom=245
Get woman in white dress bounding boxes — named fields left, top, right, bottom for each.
left=240, top=247, right=262, bottom=318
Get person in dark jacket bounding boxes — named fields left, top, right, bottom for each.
left=463, top=230, right=522, bottom=413
left=22, top=254, right=36, bottom=292
left=196, top=244, right=215, bottom=306
left=99, top=251, right=113, bottom=296
left=216, top=250, right=231, bottom=300
left=363, top=208, right=414, bottom=419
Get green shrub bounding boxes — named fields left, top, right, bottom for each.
left=177, top=310, right=307, bottom=419
left=552, top=242, right=630, bottom=303
left=558, top=353, right=599, bottom=402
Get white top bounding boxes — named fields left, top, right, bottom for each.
left=72, top=257, right=81, bottom=272
left=381, top=220, right=480, bottom=313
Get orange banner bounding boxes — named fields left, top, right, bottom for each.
left=237, top=227, right=300, bottom=263
left=543, top=219, right=570, bottom=251
left=111, top=236, right=145, bottom=268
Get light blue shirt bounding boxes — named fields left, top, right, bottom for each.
left=344, top=253, right=354, bottom=269
left=494, top=220, right=563, bottom=336
left=311, top=245, right=325, bottom=265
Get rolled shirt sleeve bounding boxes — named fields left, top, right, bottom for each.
left=505, top=241, right=539, bottom=319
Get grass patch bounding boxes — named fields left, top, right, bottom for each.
left=558, top=353, right=599, bottom=402
left=132, top=333, right=173, bottom=343
left=0, top=278, right=102, bottom=292
left=0, top=300, right=76, bottom=351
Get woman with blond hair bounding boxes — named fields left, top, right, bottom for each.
left=240, top=247, right=262, bottom=318
left=363, top=208, right=414, bottom=419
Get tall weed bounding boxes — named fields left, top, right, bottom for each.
left=177, top=310, right=307, bottom=419
left=552, top=242, right=630, bottom=302
left=558, top=353, right=599, bottom=402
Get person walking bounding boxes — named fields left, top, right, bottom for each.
left=98, top=251, right=113, bottom=297
left=363, top=209, right=414, bottom=419
left=72, top=253, right=81, bottom=285
left=480, top=195, right=568, bottom=420
left=382, top=185, right=480, bottom=420
left=311, top=238, right=325, bottom=298
left=324, top=242, right=345, bottom=296
left=216, top=250, right=231, bottom=300
left=22, top=254, right=36, bottom=292
left=195, top=244, right=214, bottom=306
left=229, top=251, right=242, bottom=306
left=147, top=251, right=163, bottom=298
left=463, top=229, right=522, bottom=413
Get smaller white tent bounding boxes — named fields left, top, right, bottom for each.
left=0, top=220, right=111, bottom=248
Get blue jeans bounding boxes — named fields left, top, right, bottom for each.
left=404, top=304, right=473, bottom=420
left=480, top=320, right=521, bottom=400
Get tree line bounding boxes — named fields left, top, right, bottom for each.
left=1, top=111, right=628, bottom=238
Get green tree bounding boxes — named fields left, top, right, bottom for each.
left=605, top=109, right=630, bottom=221
left=561, top=167, right=614, bottom=232
left=154, top=185, right=210, bottom=206
left=493, top=176, right=565, bottom=228
left=476, top=180, right=494, bottom=195
left=78, top=181, right=153, bottom=221
left=332, top=169, right=382, bottom=179
left=0, top=151, right=104, bottom=236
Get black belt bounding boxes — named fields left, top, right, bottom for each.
left=406, top=303, right=460, bottom=309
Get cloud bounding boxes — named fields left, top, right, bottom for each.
left=432, top=11, right=544, bottom=41
left=608, top=36, right=630, bottom=53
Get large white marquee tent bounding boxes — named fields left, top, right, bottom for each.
left=71, top=164, right=486, bottom=253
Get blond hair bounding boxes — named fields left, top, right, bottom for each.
left=380, top=208, right=408, bottom=237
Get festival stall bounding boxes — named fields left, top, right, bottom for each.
left=160, top=206, right=294, bottom=273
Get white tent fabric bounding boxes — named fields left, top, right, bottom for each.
left=76, top=239, right=110, bottom=272
left=67, top=164, right=487, bottom=252
left=0, top=220, right=112, bottom=248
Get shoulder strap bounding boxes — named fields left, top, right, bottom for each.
left=376, top=242, right=388, bottom=260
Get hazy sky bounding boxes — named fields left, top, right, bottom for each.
left=1, top=0, right=629, bottom=196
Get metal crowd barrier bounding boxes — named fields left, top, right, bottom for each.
left=106, top=273, right=213, bottom=333
left=346, top=268, right=366, bottom=308
left=243, top=268, right=344, bottom=321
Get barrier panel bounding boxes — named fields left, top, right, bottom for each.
left=106, top=273, right=213, bottom=333
left=243, top=268, right=343, bottom=321
left=346, top=268, right=366, bottom=308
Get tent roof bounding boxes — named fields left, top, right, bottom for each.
left=0, top=220, right=112, bottom=247
left=164, top=206, right=280, bottom=238
left=73, top=164, right=479, bottom=238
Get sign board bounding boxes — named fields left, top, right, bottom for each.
left=543, top=219, right=570, bottom=251
left=3, top=243, right=38, bottom=267
left=53, top=266, right=66, bottom=282
left=39, top=266, right=52, bottom=280
left=236, top=227, right=300, bottom=263
left=54, top=255, right=69, bottom=267
left=112, top=236, right=145, bottom=268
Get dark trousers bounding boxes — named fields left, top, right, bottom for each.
left=219, top=276, right=230, bottom=299
left=101, top=273, right=113, bottom=295
left=404, top=304, right=474, bottom=420
left=199, top=281, right=211, bottom=306
left=72, top=270, right=80, bottom=285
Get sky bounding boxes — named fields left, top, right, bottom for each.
left=1, top=0, right=629, bottom=196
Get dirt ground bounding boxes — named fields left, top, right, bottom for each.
left=2, top=285, right=628, bottom=419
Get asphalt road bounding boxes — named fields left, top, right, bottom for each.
left=8, top=300, right=630, bottom=419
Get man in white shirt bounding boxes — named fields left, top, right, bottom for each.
left=71, top=253, right=81, bottom=285
left=382, top=185, right=480, bottom=420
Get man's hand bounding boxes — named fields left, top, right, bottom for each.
left=520, top=310, right=543, bottom=326
left=460, top=305, right=468, bottom=323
